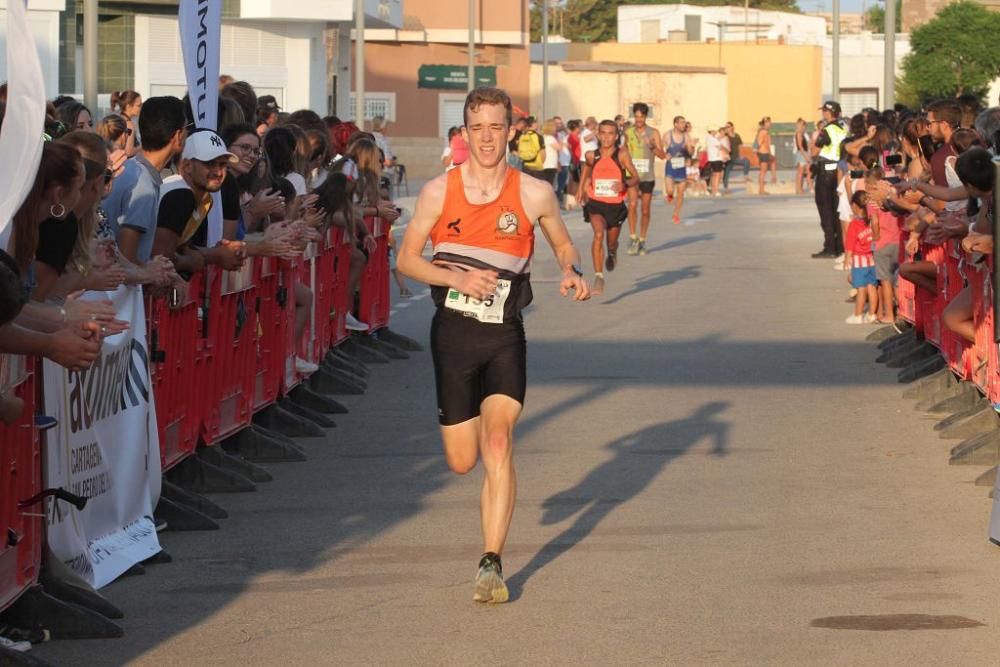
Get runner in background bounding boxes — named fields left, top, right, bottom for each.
left=579, top=119, right=639, bottom=295
left=624, top=103, right=665, bottom=256
left=662, top=115, right=690, bottom=228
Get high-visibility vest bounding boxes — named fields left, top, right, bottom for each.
left=820, top=122, right=846, bottom=162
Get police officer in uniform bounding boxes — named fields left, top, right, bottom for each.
left=811, top=101, right=847, bottom=258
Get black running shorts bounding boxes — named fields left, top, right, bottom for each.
left=584, top=200, right=628, bottom=228
left=430, top=308, right=527, bottom=426
left=637, top=180, right=655, bottom=194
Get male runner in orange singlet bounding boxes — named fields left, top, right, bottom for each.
left=398, top=87, right=590, bottom=603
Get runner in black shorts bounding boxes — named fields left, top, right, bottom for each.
left=578, top=120, right=639, bottom=296
left=398, top=86, right=590, bottom=604
left=623, top=103, right=665, bottom=256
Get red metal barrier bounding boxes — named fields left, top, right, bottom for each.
left=940, top=241, right=973, bottom=379
left=358, top=216, right=390, bottom=333
left=968, top=257, right=994, bottom=397
left=0, top=355, right=41, bottom=612
left=202, top=263, right=257, bottom=444
left=922, top=243, right=946, bottom=348
left=253, top=257, right=297, bottom=412
left=330, top=227, right=352, bottom=346
left=148, top=274, right=205, bottom=471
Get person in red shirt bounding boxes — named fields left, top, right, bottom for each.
left=844, top=190, right=879, bottom=323
left=866, top=168, right=903, bottom=324
left=565, top=119, right=582, bottom=209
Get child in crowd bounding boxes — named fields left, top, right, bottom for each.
left=844, top=190, right=879, bottom=324
left=865, top=167, right=903, bottom=324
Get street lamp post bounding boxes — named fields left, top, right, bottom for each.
left=542, top=0, right=549, bottom=123
left=355, top=0, right=365, bottom=127
left=832, top=0, right=840, bottom=102
left=884, top=0, right=896, bottom=108
left=468, top=0, right=475, bottom=92
left=84, top=0, right=98, bottom=113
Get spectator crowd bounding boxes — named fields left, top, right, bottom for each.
left=0, top=77, right=412, bottom=422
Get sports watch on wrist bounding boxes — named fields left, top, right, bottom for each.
left=566, top=264, right=583, bottom=277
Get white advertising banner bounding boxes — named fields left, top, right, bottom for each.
left=43, top=286, right=162, bottom=589
left=0, top=0, right=46, bottom=250
left=179, top=0, right=223, bottom=246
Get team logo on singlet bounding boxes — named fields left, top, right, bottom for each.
left=496, top=210, right=519, bottom=235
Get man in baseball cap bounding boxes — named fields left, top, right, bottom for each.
left=151, top=129, right=243, bottom=273
left=811, top=100, right=848, bottom=259
left=258, top=95, right=280, bottom=112
left=819, top=100, right=842, bottom=115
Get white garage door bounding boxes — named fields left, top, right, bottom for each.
left=439, top=94, right=467, bottom=139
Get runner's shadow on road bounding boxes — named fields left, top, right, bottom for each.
left=602, top=265, right=701, bottom=305
left=645, top=232, right=716, bottom=255
left=505, top=402, right=730, bottom=601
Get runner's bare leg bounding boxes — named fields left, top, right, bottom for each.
left=478, top=394, right=522, bottom=554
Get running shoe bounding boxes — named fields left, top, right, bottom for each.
left=473, top=552, right=509, bottom=604
left=295, top=357, right=319, bottom=374
left=672, top=214, right=680, bottom=225
left=627, top=238, right=639, bottom=256
left=593, top=274, right=605, bottom=295
left=605, top=251, right=617, bottom=272
left=844, top=314, right=865, bottom=324
left=667, top=193, right=674, bottom=204
left=345, top=313, right=369, bottom=332
left=638, top=241, right=647, bottom=256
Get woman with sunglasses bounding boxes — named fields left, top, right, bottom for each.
left=111, top=90, right=142, bottom=154
left=96, top=113, right=137, bottom=159
left=219, top=123, right=302, bottom=258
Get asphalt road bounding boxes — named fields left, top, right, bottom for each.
left=34, top=191, right=1000, bottom=666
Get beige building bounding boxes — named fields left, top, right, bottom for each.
left=903, top=0, right=1000, bottom=31
left=358, top=0, right=531, bottom=180
left=530, top=61, right=727, bottom=130
left=560, top=42, right=823, bottom=143
left=530, top=61, right=726, bottom=191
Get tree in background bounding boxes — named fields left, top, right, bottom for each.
left=863, top=0, right=901, bottom=33
left=897, top=1, right=1000, bottom=107
left=530, top=0, right=800, bottom=43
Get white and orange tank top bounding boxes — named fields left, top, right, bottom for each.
left=588, top=150, right=626, bottom=204
left=429, top=166, right=535, bottom=320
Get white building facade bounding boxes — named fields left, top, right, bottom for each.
left=0, top=0, right=403, bottom=119
left=617, top=4, right=826, bottom=45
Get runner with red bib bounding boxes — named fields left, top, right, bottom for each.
left=577, top=119, right=639, bottom=296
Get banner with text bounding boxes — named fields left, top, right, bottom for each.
left=179, top=0, right=223, bottom=246
left=43, top=286, right=162, bottom=589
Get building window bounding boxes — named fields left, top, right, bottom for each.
left=349, top=93, right=396, bottom=122
left=839, top=88, right=879, bottom=117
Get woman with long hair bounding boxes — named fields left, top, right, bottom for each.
left=33, top=133, right=125, bottom=301
left=263, top=126, right=308, bottom=199
left=755, top=117, right=774, bottom=195
left=95, top=113, right=134, bottom=155
left=9, top=141, right=126, bottom=333
left=793, top=118, right=811, bottom=195
left=110, top=90, right=141, bottom=155
left=56, top=101, right=94, bottom=133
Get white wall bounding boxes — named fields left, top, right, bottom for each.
left=821, top=32, right=911, bottom=108
left=134, top=16, right=331, bottom=115
left=0, top=7, right=62, bottom=98
left=618, top=4, right=826, bottom=45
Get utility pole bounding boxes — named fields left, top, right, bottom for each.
left=468, top=0, right=475, bottom=92
left=83, top=0, right=98, bottom=112
left=542, top=0, right=549, bottom=122
left=744, top=0, right=749, bottom=43
left=832, top=0, right=840, bottom=102
left=884, top=0, right=896, bottom=107
left=355, top=0, right=365, bottom=127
